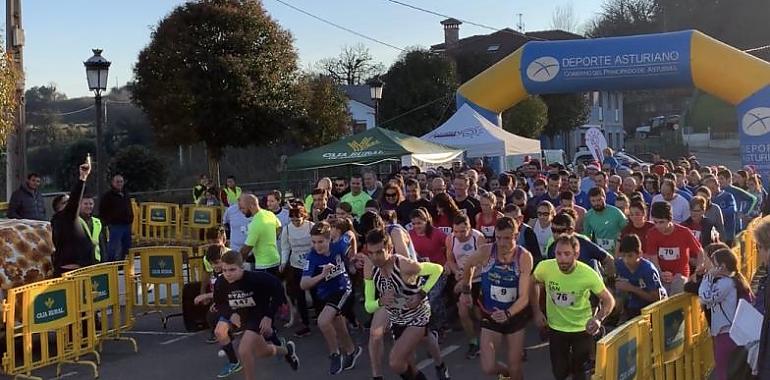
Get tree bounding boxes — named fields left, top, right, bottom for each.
left=290, top=74, right=352, bottom=149
left=132, top=0, right=299, bottom=184
left=378, top=49, right=458, bottom=136
left=541, top=94, right=589, bottom=137
left=551, top=3, right=579, bottom=33
left=317, top=44, right=384, bottom=85
left=58, top=139, right=96, bottom=190
left=453, top=50, right=496, bottom=84
left=108, top=145, right=168, bottom=192
left=25, top=84, right=68, bottom=145
left=586, top=0, right=660, bottom=38
left=502, top=96, right=548, bottom=138
left=0, top=49, right=18, bottom=146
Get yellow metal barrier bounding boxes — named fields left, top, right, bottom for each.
left=129, top=246, right=191, bottom=328
left=63, top=261, right=138, bottom=353
left=593, top=315, right=652, bottom=380
left=740, top=217, right=762, bottom=282
left=131, top=199, right=141, bottom=238
left=139, top=202, right=182, bottom=242
left=642, top=293, right=712, bottom=380
left=2, top=278, right=98, bottom=379
left=180, top=205, right=224, bottom=243
left=0, top=202, right=8, bottom=217
left=187, top=244, right=211, bottom=285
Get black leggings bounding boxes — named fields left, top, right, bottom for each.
left=548, top=328, right=593, bottom=380
left=286, top=266, right=314, bottom=326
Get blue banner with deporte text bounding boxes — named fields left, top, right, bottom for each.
left=520, top=31, right=693, bottom=94
left=738, top=85, right=770, bottom=190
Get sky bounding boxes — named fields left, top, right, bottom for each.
left=1, top=0, right=604, bottom=98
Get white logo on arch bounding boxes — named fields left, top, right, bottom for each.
left=742, top=107, right=770, bottom=136
left=526, top=56, right=560, bottom=82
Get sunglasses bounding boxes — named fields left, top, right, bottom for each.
left=385, top=193, right=397, bottom=197
left=551, top=227, right=570, bottom=234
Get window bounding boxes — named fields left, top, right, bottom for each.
left=486, top=44, right=500, bottom=52
left=353, top=121, right=367, bottom=133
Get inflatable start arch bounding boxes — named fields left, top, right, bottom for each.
left=456, top=30, right=770, bottom=177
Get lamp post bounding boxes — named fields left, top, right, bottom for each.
left=84, top=49, right=111, bottom=196
left=368, top=76, right=384, bottom=127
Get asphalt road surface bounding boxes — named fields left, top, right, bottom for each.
left=6, top=310, right=561, bottom=380
left=689, top=147, right=741, bottom=169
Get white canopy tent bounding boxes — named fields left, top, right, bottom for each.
left=422, top=104, right=541, bottom=169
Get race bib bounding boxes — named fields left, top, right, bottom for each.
left=490, top=285, right=517, bottom=303
left=551, top=291, right=576, bottom=307
left=480, top=226, right=495, bottom=238
left=228, top=297, right=256, bottom=309
left=658, top=247, right=680, bottom=261
left=325, top=263, right=345, bottom=280
left=597, top=238, right=615, bottom=251
left=439, top=226, right=453, bottom=235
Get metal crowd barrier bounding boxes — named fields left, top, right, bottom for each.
left=593, top=293, right=714, bottom=380
left=138, top=202, right=182, bottom=243
left=63, top=261, right=138, bottom=353
left=2, top=278, right=99, bottom=379
left=593, top=314, right=652, bottom=380
left=129, top=246, right=191, bottom=328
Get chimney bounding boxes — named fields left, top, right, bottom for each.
left=441, top=18, right=462, bottom=48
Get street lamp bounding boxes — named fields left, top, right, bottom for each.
left=368, top=76, right=384, bottom=127
left=84, top=49, right=111, bottom=196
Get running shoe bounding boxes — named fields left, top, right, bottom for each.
left=497, top=375, right=512, bottom=380
left=342, top=346, right=363, bottom=370
left=435, top=362, right=451, bottom=380
left=217, top=362, right=242, bottom=378
left=329, top=352, right=343, bottom=375
left=206, top=332, right=218, bottom=344
left=294, top=326, right=311, bottom=338
left=284, top=340, right=300, bottom=371
left=465, top=343, right=480, bottom=359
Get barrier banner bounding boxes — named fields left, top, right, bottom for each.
left=30, top=283, right=76, bottom=333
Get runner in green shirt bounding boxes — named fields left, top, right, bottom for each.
left=238, top=194, right=281, bottom=275
left=583, top=187, right=627, bottom=253
left=340, top=174, right=371, bottom=219
left=532, top=234, right=615, bottom=380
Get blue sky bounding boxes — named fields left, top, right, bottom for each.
left=2, top=0, right=604, bottom=98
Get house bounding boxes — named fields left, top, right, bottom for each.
left=430, top=19, right=626, bottom=155
left=340, top=84, right=376, bottom=133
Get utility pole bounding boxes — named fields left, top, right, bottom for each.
left=516, top=13, right=524, bottom=33
left=5, top=0, right=25, bottom=198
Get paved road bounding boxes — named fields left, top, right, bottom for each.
left=9, top=309, right=559, bottom=380
left=689, top=147, right=742, bottom=169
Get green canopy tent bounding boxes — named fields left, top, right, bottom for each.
left=287, top=127, right=464, bottom=171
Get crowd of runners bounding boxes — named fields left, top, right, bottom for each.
left=11, top=151, right=769, bottom=379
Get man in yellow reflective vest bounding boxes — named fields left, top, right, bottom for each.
left=79, top=194, right=107, bottom=263
left=220, top=175, right=242, bottom=207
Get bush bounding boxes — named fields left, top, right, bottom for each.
left=108, top=145, right=167, bottom=192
